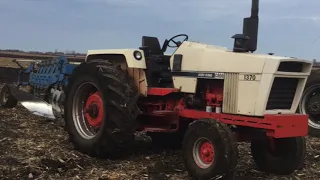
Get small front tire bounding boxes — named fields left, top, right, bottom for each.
left=182, top=119, right=238, bottom=179
left=251, top=136, right=306, bottom=175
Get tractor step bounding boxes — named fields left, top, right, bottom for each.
left=139, top=111, right=179, bottom=132
left=143, top=110, right=177, bottom=117
left=143, top=127, right=177, bottom=132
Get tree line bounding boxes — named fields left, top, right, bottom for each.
left=0, top=49, right=86, bottom=56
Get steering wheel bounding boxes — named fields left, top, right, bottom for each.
left=167, top=34, right=189, bottom=48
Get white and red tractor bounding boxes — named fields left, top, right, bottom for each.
left=0, top=0, right=312, bottom=179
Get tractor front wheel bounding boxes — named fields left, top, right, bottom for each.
left=0, top=84, right=18, bottom=108
left=251, top=136, right=306, bottom=175
left=182, top=119, right=238, bottom=179
left=64, top=60, right=141, bottom=159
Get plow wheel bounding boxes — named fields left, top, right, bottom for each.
left=64, top=60, right=141, bottom=159
left=251, top=136, right=306, bottom=175
left=0, top=84, right=17, bottom=108
left=182, top=119, right=238, bottom=179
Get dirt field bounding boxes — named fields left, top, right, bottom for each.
left=0, top=88, right=319, bottom=180
left=0, top=56, right=319, bottom=179
left=0, top=57, right=31, bottom=68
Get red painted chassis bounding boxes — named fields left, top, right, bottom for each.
left=142, top=87, right=309, bottom=139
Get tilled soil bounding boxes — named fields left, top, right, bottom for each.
left=0, top=105, right=319, bottom=180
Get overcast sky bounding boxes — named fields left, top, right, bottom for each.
left=0, top=0, right=320, bottom=60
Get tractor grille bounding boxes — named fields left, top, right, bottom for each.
left=222, top=73, right=239, bottom=114
left=277, top=61, right=303, bottom=72
left=266, top=77, right=298, bottom=110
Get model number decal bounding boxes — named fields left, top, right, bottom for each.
left=214, top=73, right=225, bottom=79
left=197, top=73, right=225, bottom=79
left=244, top=74, right=256, bottom=81
left=198, top=73, right=213, bottom=78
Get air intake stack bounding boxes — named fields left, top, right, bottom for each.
left=232, top=0, right=259, bottom=53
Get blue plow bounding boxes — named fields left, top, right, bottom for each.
left=0, top=56, right=81, bottom=119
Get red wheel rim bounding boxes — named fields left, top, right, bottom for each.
left=199, top=142, right=215, bottom=164
left=193, top=137, right=215, bottom=168
left=84, top=92, right=104, bottom=127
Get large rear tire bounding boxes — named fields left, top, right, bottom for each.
left=64, top=60, right=141, bottom=159
left=251, top=136, right=306, bottom=175
left=298, top=78, right=320, bottom=137
left=182, top=119, right=238, bottom=179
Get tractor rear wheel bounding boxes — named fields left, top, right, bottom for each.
left=182, top=119, right=238, bottom=179
left=64, top=60, right=141, bottom=159
left=0, top=84, right=18, bottom=108
left=251, top=136, right=306, bottom=175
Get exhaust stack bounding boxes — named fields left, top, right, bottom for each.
left=232, top=0, right=259, bottom=53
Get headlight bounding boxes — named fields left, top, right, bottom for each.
left=133, top=50, right=142, bottom=60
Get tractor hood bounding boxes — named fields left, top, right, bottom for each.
left=171, top=41, right=312, bottom=74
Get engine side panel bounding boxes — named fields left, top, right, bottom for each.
left=236, top=74, right=261, bottom=115
left=170, top=41, right=312, bottom=74
left=170, top=42, right=312, bottom=116
left=170, top=41, right=266, bottom=74
left=172, top=76, right=197, bottom=93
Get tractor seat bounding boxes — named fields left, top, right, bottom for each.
left=141, top=36, right=164, bottom=56
left=141, top=36, right=173, bottom=87
left=141, top=36, right=171, bottom=64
